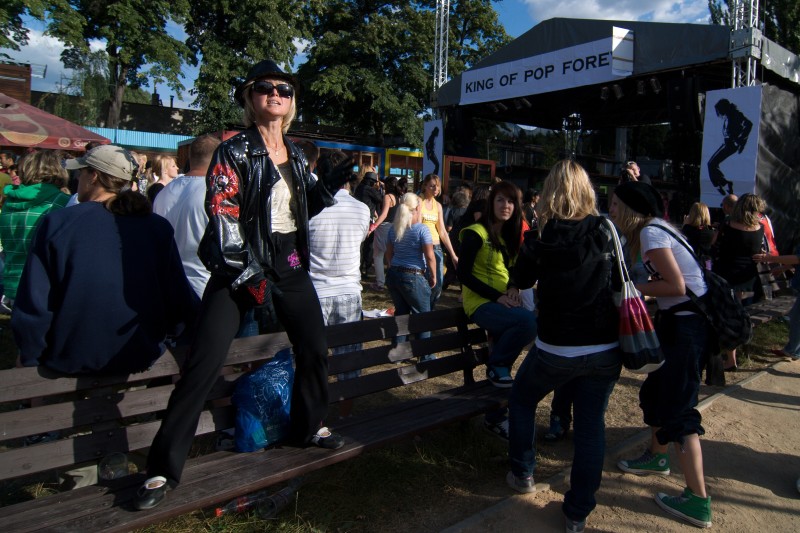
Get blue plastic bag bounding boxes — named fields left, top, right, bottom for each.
left=232, top=348, right=294, bottom=452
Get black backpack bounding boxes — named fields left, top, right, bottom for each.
left=647, top=224, right=753, bottom=351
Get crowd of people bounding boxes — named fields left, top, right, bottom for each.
left=1, top=58, right=795, bottom=531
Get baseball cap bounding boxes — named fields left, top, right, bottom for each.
left=66, top=145, right=138, bottom=181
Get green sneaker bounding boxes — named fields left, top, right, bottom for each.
left=617, top=450, right=670, bottom=475
left=655, top=487, right=712, bottom=528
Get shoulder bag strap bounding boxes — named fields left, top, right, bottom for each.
left=645, top=223, right=706, bottom=305
left=603, top=218, right=631, bottom=284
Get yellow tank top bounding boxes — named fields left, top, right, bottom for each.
left=420, top=198, right=440, bottom=244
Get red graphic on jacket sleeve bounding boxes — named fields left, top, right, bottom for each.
left=246, top=279, right=268, bottom=304
left=208, top=163, right=240, bottom=218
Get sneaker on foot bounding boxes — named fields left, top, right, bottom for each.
left=544, top=414, right=568, bottom=442
left=618, top=450, right=670, bottom=476
left=565, top=515, right=586, bottom=533
left=486, top=366, right=513, bottom=388
left=484, top=418, right=509, bottom=441
left=506, top=471, right=535, bottom=494
left=655, top=487, right=712, bottom=528
left=310, top=427, right=345, bottom=450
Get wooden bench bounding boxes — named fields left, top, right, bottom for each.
left=744, top=294, right=795, bottom=325
left=0, top=307, right=504, bottom=532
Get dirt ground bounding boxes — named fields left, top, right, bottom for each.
left=360, top=282, right=800, bottom=532
left=444, top=360, right=800, bottom=532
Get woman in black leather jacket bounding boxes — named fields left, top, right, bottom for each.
left=135, top=59, right=348, bottom=511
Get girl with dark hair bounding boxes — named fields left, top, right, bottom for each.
left=458, top=181, right=536, bottom=389
left=458, top=181, right=536, bottom=441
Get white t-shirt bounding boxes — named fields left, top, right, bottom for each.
left=640, top=219, right=707, bottom=310
left=152, top=174, right=210, bottom=299
left=270, top=163, right=297, bottom=234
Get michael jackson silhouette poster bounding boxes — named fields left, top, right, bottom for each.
left=700, top=86, right=761, bottom=205
left=423, top=119, right=443, bottom=178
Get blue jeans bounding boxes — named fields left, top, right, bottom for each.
left=509, top=346, right=621, bottom=522
left=783, top=292, right=800, bottom=356
left=471, top=302, right=536, bottom=368
left=429, top=245, right=444, bottom=309
left=641, top=312, right=708, bottom=445
left=550, top=379, right=579, bottom=426
left=386, top=267, right=432, bottom=345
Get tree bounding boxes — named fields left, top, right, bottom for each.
left=41, top=1, right=193, bottom=128
left=185, top=0, right=311, bottom=135
left=0, top=1, right=44, bottom=56
left=45, top=48, right=151, bottom=126
left=298, top=1, right=509, bottom=148
left=709, top=1, right=800, bottom=54
left=449, top=0, right=511, bottom=76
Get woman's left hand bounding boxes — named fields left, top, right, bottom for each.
left=499, top=290, right=521, bottom=308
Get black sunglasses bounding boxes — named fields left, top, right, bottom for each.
left=251, top=80, right=294, bottom=98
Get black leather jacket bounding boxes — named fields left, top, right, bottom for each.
left=198, top=127, right=335, bottom=295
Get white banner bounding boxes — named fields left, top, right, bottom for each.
left=423, top=119, right=443, bottom=178
left=460, top=33, right=632, bottom=105
left=700, top=86, right=762, bottom=204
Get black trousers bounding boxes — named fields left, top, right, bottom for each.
left=146, top=233, right=329, bottom=486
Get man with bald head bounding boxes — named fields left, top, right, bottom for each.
left=721, top=194, right=738, bottom=219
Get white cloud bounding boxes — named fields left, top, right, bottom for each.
left=521, top=0, right=711, bottom=25
left=1, top=28, right=196, bottom=109
left=1, top=29, right=70, bottom=93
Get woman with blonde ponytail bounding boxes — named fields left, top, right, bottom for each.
left=385, top=193, right=437, bottom=358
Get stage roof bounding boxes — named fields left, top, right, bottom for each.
left=435, top=18, right=800, bottom=130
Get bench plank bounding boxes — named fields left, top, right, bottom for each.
left=1, top=382, right=507, bottom=532
left=0, top=307, right=497, bottom=532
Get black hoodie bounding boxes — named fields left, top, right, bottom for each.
left=509, top=214, right=620, bottom=347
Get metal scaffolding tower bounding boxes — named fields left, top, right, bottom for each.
left=433, top=0, right=450, bottom=90
left=730, top=0, right=761, bottom=88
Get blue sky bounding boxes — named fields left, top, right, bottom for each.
left=2, top=1, right=712, bottom=109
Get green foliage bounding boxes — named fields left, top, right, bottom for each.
left=297, top=1, right=508, bottom=148
left=708, top=0, right=800, bottom=54
left=41, top=0, right=194, bottom=128
left=297, top=1, right=432, bottom=147
left=185, top=0, right=312, bottom=135
left=449, top=0, right=512, bottom=75
left=0, top=1, right=45, bottom=55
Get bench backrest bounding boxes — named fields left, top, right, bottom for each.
left=0, top=307, right=486, bottom=482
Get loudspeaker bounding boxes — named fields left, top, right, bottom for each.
left=667, top=78, right=701, bottom=132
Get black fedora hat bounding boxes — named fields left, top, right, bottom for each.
left=234, top=59, right=299, bottom=107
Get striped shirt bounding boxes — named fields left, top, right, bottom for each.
left=388, top=223, right=432, bottom=270
left=308, top=189, right=370, bottom=298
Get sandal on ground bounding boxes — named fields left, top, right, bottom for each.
left=310, top=427, right=345, bottom=450
left=134, top=476, right=168, bottom=511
